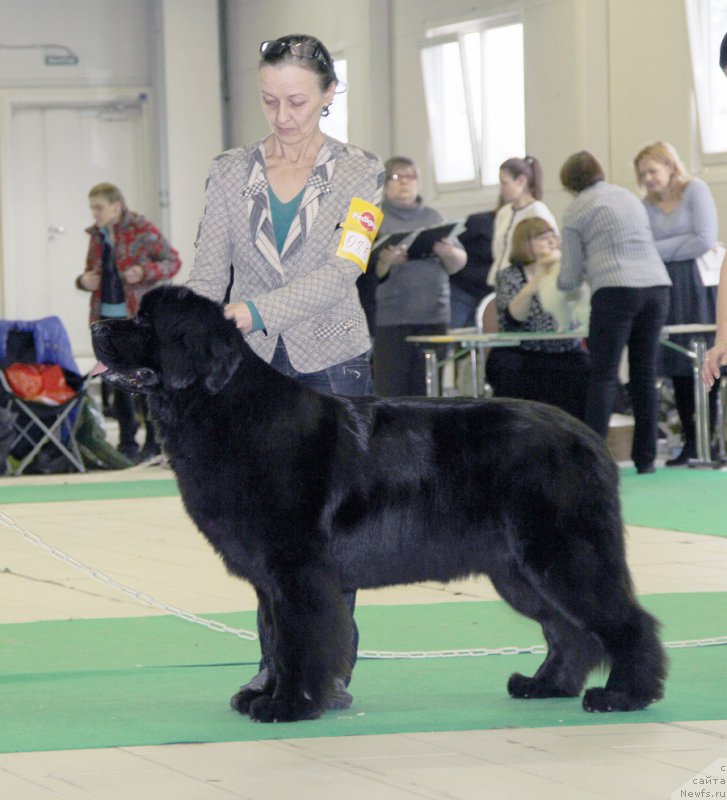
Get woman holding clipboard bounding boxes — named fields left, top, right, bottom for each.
left=372, top=156, right=466, bottom=396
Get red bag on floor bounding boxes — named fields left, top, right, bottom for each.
left=4, top=363, right=76, bottom=405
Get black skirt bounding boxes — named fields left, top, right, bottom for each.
left=660, top=259, right=717, bottom=377
left=486, top=347, right=590, bottom=421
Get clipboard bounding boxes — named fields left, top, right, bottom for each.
left=405, top=221, right=465, bottom=260
left=371, top=230, right=416, bottom=255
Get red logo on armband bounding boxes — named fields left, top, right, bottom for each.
left=353, top=211, right=376, bottom=232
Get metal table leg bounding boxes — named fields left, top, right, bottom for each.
left=423, top=349, right=440, bottom=398
left=469, top=346, right=479, bottom=397
left=689, top=337, right=714, bottom=467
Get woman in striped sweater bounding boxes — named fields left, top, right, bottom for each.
left=557, top=151, right=671, bottom=474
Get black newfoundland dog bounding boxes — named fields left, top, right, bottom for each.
left=92, top=286, right=666, bottom=723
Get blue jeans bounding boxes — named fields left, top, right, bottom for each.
left=586, top=286, right=670, bottom=469
left=257, top=338, right=371, bottom=680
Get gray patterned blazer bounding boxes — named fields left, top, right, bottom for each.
left=188, top=136, right=385, bottom=372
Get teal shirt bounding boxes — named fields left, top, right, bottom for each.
left=245, top=188, right=305, bottom=334
left=269, top=187, right=305, bottom=254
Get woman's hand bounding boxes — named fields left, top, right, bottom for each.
left=537, top=248, right=561, bottom=270
left=702, top=344, right=727, bottom=388
left=79, top=271, right=101, bottom=291
left=224, top=302, right=253, bottom=334
left=123, top=265, right=145, bottom=285
left=375, top=244, right=408, bottom=278
left=433, top=238, right=467, bottom=275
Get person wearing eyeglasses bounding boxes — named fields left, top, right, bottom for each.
left=371, top=156, right=467, bottom=396
left=487, top=217, right=590, bottom=421
left=187, top=33, right=385, bottom=716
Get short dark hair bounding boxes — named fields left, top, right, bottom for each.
left=259, top=34, right=337, bottom=92
left=720, top=32, right=727, bottom=73
left=384, top=156, right=418, bottom=181
left=559, top=151, right=605, bottom=193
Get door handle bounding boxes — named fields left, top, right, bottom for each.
left=48, top=226, right=66, bottom=234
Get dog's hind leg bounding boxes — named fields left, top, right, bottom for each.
left=510, top=552, right=666, bottom=712
left=580, top=601, right=666, bottom=713
left=489, top=569, right=604, bottom=699
left=247, top=563, right=352, bottom=723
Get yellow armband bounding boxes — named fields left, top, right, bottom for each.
left=335, top=198, right=384, bottom=272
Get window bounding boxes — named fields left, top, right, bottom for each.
left=686, top=0, right=727, bottom=157
left=421, top=16, right=525, bottom=187
left=320, top=58, right=349, bottom=143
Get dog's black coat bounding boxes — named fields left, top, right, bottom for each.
left=92, top=286, right=666, bottom=722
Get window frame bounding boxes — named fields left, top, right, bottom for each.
left=685, top=0, right=727, bottom=165
left=421, top=11, right=525, bottom=192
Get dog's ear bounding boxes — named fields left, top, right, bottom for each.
left=159, top=326, right=240, bottom=395
left=201, top=337, right=241, bottom=394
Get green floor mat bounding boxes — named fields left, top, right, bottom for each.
left=0, top=479, right=179, bottom=505
left=1, top=594, right=724, bottom=753
left=620, top=467, right=727, bottom=537
left=3, top=468, right=726, bottom=541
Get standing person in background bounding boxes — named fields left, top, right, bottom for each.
left=187, top=34, right=385, bottom=714
left=558, top=151, right=671, bottom=475
left=452, top=210, right=495, bottom=328
left=488, top=156, right=558, bottom=288
left=76, top=182, right=181, bottom=461
left=702, top=31, right=727, bottom=385
left=372, top=156, right=467, bottom=396
left=634, top=141, right=720, bottom=465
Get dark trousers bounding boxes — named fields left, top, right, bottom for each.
left=586, top=286, right=670, bottom=469
left=256, top=338, right=372, bottom=682
left=113, top=390, right=156, bottom=449
left=373, top=323, right=448, bottom=397
left=671, top=374, right=720, bottom=453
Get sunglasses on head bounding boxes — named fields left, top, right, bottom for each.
left=259, top=39, right=329, bottom=68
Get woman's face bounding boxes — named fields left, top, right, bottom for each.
left=637, top=158, right=673, bottom=196
left=259, top=63, right=335, bottom=145
left=384, top=166, right=419, bottom=207
left=89, top=196, right=122, bottom=228
left=529, top=229, right=559, bottom=260
left=499, top=170, right=527, bottom=204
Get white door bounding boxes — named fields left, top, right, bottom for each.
left=2, top=95, right=154, bottom=367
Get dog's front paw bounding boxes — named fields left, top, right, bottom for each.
left=230, top=687, right=266, bottom=715
left=582, top=687, right=656, bottom=712
left=508, top=672, right=578, bottom=699
left=249, top=695, right=323, bottom=723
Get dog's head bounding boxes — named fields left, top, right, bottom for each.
left=91, top=286, right=242, bottom=395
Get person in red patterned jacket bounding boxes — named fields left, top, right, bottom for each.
left=76, top=182, right=181, bottom=461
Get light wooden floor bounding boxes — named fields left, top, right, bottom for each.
left=1, top=462, right=726, bottom=800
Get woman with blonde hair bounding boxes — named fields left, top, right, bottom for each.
left=487, top=216, right=590, bottom=420
left=634, top=140, right=720, bottom=465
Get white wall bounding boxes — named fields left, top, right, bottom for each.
left=159, top=0, right=223, bottom=282
left=0, top=0, right=222, bottom=310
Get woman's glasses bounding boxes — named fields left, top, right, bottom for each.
left=259, top=39, right=329, bottom=69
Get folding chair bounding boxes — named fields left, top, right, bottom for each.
left=0, top=316, right=88, bottom=476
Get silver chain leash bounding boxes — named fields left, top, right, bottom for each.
left=2, top=509, right=725, bottom=657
